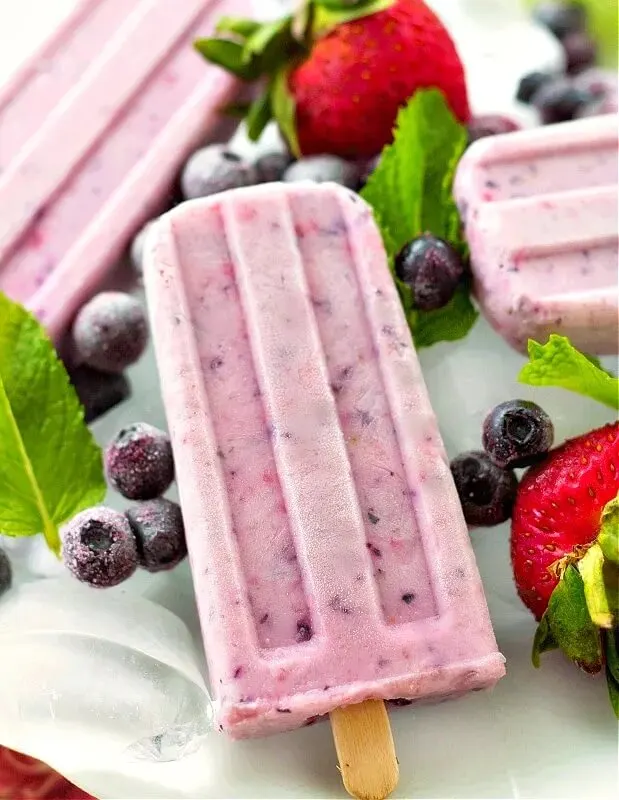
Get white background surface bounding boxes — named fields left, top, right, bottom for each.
left=0, top=1, right=617, bottom=798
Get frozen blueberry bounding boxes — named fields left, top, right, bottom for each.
left=533, top=2, right=587, bottom=41
left=482, top=400, right=554, bottom=469
left=562, top=31, right=597, bottom=74
left=72, top=292, right=149, bottom=374
left=62, top=507, right=138, bottom=588
left=467, top=115, right=521, bottom=144
left=70, top=365, right=131, bottom=424
left=255, top=151, right=292, bottom=183
left=516, top=71, right=554, bottom=104
left=532, top=78, right=593, bottom=123
left=106, top=423, right=174, bottom=500
left=130, top=219, right=156, bottom=276
left=450, top=451, right=518, bottom=527
left=283, top=155, right=361, bottom=189
left=126, top=498, right=187, bottom=573
left=181, top=145, right=258, bottom=200
left=573, top=69, right=619, bottom=115
left=0, top=548, right=12, bottom=598
left=395, top=234, right=465, bottom=311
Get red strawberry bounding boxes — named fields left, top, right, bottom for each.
left=511, top=421, right=619, bottom=621
left=288, top=0, right=469, bottom=157
left=196, top=0, right=469, bottom=158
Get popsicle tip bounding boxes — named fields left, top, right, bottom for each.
left=330, top=699, right=399, bottom=800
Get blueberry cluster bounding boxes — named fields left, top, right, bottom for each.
left=517, top=2, right=614, bottom=123
left=62, top=423, right=187, bottom=588
left=68, top=291, right=150, bottom=424
left=450, top=400, right=554, bottom=527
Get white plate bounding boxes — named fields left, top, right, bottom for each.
left=0, top=2, right=617, bottom=799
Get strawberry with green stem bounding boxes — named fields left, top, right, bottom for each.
left=195, top=0, right=469, bottom=158
left=513, top=335, right=619, bottom=716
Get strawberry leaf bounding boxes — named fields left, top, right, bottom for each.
left=313, top=0, right=394, bottom=33
left=546, top=565, right=603, bottom=673
left=519, top=335, right=619, bottom=410
left=242, top=18, right=298, bottom=73
left=215, top=17, right=262, bottom=40
left=246, top=92, right=274, bottom=142
left=271, top=68, right=301, bottom=155
left=604, top=628, right=619, bottom=718
left=194, top=39, right=261, bottom=81
left=532, top=613, right=559, bottom=668
left=598, top=496, right=619, bottom=565
left=578, top=544, right=618, bottom=629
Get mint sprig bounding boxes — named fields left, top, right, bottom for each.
left=519, top=335, right=619, bottom=410
left=0, top=293, right=106, bottom=555
left=360, top=89, right=477, bottom=349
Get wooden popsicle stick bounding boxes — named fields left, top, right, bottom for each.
left=330, top=699, right=399, bottom=800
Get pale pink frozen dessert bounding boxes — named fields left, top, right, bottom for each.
left=455, top=115, right=619, bottom=354
left=144, top=182, right=505, bottom=739
left=0, top=0, right=249, bottom=342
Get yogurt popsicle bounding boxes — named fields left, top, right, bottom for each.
left=0, top=0, right=250, bottom=343
left=144, top=182, right=505, bottom=741
left=454, top=114, right=619, bottom=354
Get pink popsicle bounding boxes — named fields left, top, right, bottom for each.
left=454, top=114, right=619, bottom=354
left=0, top=0, right=250, bottom=342
left=144, top=182, right=505, bottom=740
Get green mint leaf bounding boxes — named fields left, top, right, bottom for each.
left=271, top=68, right=301, bottom=157
left=361, top=89, right=473, bottom=347
left=546, top=565, right=603, bottom=673
left=519, top=334, right=619, bottom=410
left=246, top=92, right=274, bottom=142
left=193, top=39, right=261, bottom=81
left=532, top=612, right=559, bottom=668
left=604, top=629, right=619, bottom=718
left=598, top=496, right=619, bottom=565
left=578, top=543, right=618, bottom=629
left=0, top=293, right=106, bottom=555
left=413, top=284, right=479, bottom=350
left=361, top=89, right=467, bottom=256
left=215, top=16, right=262, bottom=40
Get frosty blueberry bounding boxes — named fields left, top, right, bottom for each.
left=283, top=155, right=361, bottom=189
left=126, top=498, right=187, bottom=573
left=106, top=423, right=174, bottom=500
left=130, top=219, right=156, bottom=276
left=72, top=292, right=149, bottom=374
left=532, top=78, right=593, bottom=123
left=255, top=151, right=292, bottom=183
left=516, top=71, right=554, bottom=104
left=62, top=507, right=138, bottom=588
left=181, top=145, right=258, bottom=200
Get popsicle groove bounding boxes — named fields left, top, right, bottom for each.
left=0, top=0, right=217, bottom=262
left=289, top=190, right=438, bottom=626
left=175, top=202, right=313, bottom=651
left=223, top=190, right=385, bottom=641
